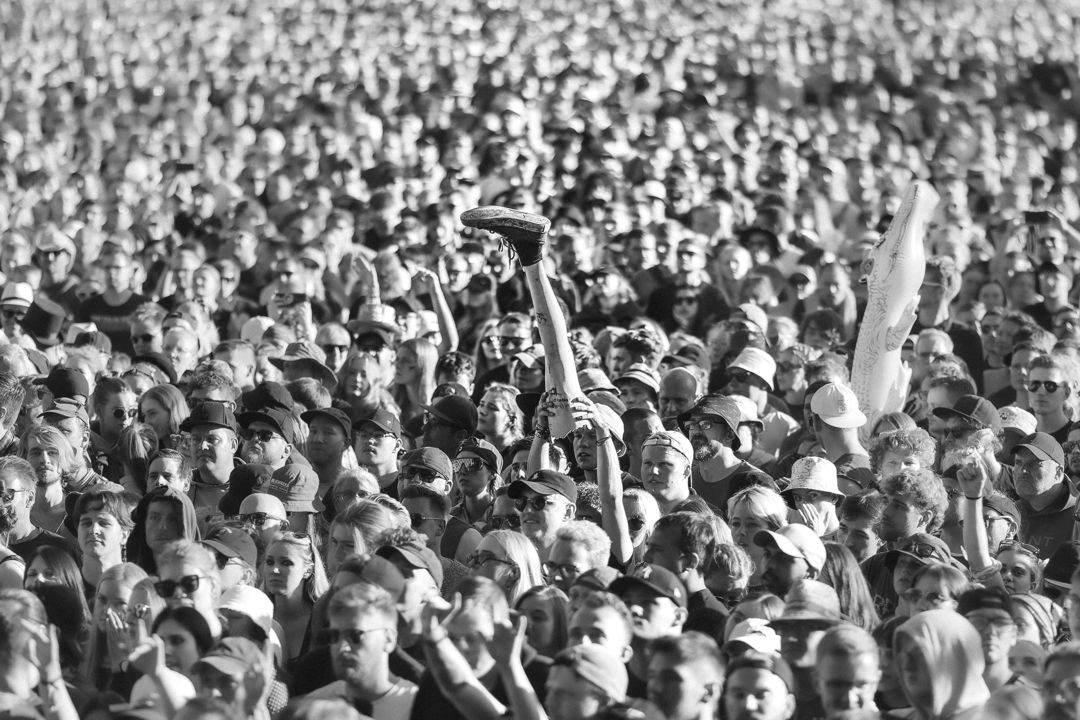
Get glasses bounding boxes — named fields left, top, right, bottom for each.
left=1028, top=380, right=1062, bottom=393
left=489, top=515, right=521, bottom=530
left=498, top=336, right=530, bottom=351
left=686, top=419, right=715, bottom=431
left=515, top=495, right=556, bottom=512
left=452, top=458, right=485, bottom=475
left=0, top=309, right=25, bottom=321
left=674, top=296, right=698, bottom=305
left=240, top=512, right=282, bottom=528
left=325, top=627, right=391, bottom=646
left=0, top=488, right=27, bottom=504
left=943, top=424, right=980, bottom=439
left=112, top=407, right=138, bottom=421
left=729, top=369, right=766, bottom=387
left=400, top=468, right=444, bottom=484
left=899, top=542, right=942, bottom=560
left=131, top=333, right=157, bottom=343
left=410, top=513, right=442, bottom=528
left=356, top=428, right=396, bottom=440
left=543, top=562, right=583, bottom=580
left=242, top=429, right=283, bottom=444
left=466, top=552, right=516, bottom=570
left=997, top=540, right=1040, bottom=557
left=154, top=574, right=204, bottom=598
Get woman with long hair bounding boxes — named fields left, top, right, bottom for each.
left=475, top=383, right=525, bottom=456
left=24, top=545, right=89, bottom=623
left=392, top=337, right=439, bottom=425
left=138, top=384, right=190, bottom=451
left=513, top=585, right=571, bottom=659
left=82, top=562, right=148, bottom=691
left=819, top=542, right=880, bottom=631
left=116, top=422, right=160, bottom=496
left=467, top=530, right=543, bottom=605
left=261, top=531, right=329, bottom=667
left=472, top=318, right=504, bottom=380
left=325, top=497, right=408, bottom=576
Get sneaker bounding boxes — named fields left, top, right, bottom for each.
left=460, top=206, right=550, bottom=266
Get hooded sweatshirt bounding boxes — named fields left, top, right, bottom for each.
left=894, top=610, right=990, bottom=720
left=126, top=486, right=201, bottom=574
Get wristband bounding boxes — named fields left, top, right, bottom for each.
left=965, top=495, right=982, bottom=501
left=595, top=436, right=610, bottom=443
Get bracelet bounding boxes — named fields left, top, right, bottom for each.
left=965, top=496, right=982, bottom=501
left=534, top=426, right=550, bottom=441
left=45, top=676, right=63, bottom=686
left=595, top=436, right=611, bottom=443
left=424, top=634, right=449, bottom=645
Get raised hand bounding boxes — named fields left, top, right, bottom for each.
left=955, top=454, right=991, bottom=499
left=128, top=635, right=167, bottom=679
left=485, top=612, right=527, bottom=667
left=795, top=502, right=829, bottom=536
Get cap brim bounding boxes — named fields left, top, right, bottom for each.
left=202, top=539, right=241, bottom=560
left=507, top=479, right=564, bottom=499
left=930, top=406, right=982, bottom=426
left=283, top=359, right=339, bottom=390
left=609, top=576, right=671, bottom=603
left=819, top=412, right=867, bottom=430
left=753, top=530, right=804, bottom=561
left=193, top=655, right=247, bottom=677
left=770, top=613, right=841, bottom=626
left=1011, top=442, right=1060, bottom=463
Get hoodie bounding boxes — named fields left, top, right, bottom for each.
left=126, top=486, right=201, bottom=574
left=894, top=610, right=990, bottom=720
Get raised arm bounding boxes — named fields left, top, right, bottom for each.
left=571, top=397, right=632, bottom=565
left=412, top=267, right=459, bottom=353
left=420, top=597, right=506, bottom=720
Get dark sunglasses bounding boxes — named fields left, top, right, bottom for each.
left=112, top=408, right=138, bottom=421
left=154, top=574, right=203, bottom=598
left=240, top=512, right=278, bottom=527
left=242, top=429, right=282, bottom=443
left=319, top=344, right=349, bottom=354
left=729, top=369, right=765, bottom=387
left=1, top=309, right=26, bottom=321
left=489, top=515, right=521, bottom=530
left=900, top=542, right=943, bottom=560
left=1028, top=380, right=1061, bottom=393
left=324, top=627, right=390, bottom=645
left=515, top=495, right=555, bottom=512
left=401, top=467, right=443, bottom=484
left=409, top=513, right=442, bottom=528
left=674, top=295, right=698, bottom=305
left=997, top=540, right=1040, bottom=557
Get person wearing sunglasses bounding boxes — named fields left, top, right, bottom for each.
left=420, top=394, right=478, bottom=460
left=723, top=347, right=798, bottom=459
left=88, top=376, right=139, bottom=478
left=507, top=469, right=578, bottom=559
left=451, top=438, right=502, bottom=528
left=402, top=462, right=482, bottom=565
left=237, top=408, right=295, bottom=471
left=1010, top=431, right=1073, bottom=559
left=155, top=541, right=223, bottom=639
left=307, top=581, right=418, bottom=717
left=129, top=307, right=165, bottom=358
left=1027, top=353, right=1075, bottom=442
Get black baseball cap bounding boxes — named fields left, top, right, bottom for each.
left=507, top=469, right=577, bottom=504
left=179, top=402, right=237, bottom=433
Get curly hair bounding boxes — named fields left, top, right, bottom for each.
left=880, top=469, right=949, bottom=534
left=868, top=428, right=937, bottom=474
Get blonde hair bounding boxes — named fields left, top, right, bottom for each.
left=728, top=485, right=788, bottom=530
left=484, top=531, right=544, bottom=603
left=263, top=531, right=329, bottom=603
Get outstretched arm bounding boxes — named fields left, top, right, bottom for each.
left=571, top=397, right=632, bottom=565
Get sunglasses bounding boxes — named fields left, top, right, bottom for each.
left=240, top=512, right=281, bottom=528
left=515, top=495, right=556, bottom=512
left=319, top=344, right=349, bottom=354
left=900, top=542, right=943, bottom=560
left=997, top=540, right=1040, bottom=557
left=1, top=309, right=26, bottom=321
left=401, top=467, right=444, bottom=484
left=324, top=627, right=391, bottom=645
left=466, top=552, right=516, bottom=570
left=154, top=574, right=204, bottom=599
left=674, top=296, right=698, bottom=305
left=943, top=424, right=980, bottom=439
left=409, top=513, right=442, bottom=528
left=498, top=336, right=530, bottom=350
left=131, top=333, right=157, bottom=343
left=0, top=488, right=26, bottom=504
left=542, top=562, right=582, bottom=580
left=112, top=407, right=138, bottom=421
left=489, top=515, right=521, bottom=530
left=729, top=369, right=766, bottom=387
left=242, top=429, right=283, bottom=444
left=1028, top=380, right=1062, bottom=393
left=452, top=457, right=486, bottom=475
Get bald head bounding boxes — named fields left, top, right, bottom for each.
left=659, top=368, right=700, bottom=420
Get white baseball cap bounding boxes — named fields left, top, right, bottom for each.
left=809, top=382, right=867, bottom=430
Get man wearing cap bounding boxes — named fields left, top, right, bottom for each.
left=1011, top=431, right=1076, bottom=558
left=374, top=532, right=445, bottom=655
left=935, top=394, right=1013, bottom=492
left=180, top=402, right=241, bottom=521
left=355, top=409, right=403, bottom=496
left=202, top=525, right=258, bottom=591
left=421, top=395, right=478, bottom=459
left=41, top=399, right=111, bottom=491
left=808, top=382, right=874, bottom=493
left=34, top=367, right=89, bottom=413
left=610, top=564, right=688, bottom=692
left=190, top=637, right=269, bottom=720
left=754, top=525, right=827, bottom=599
left=0, top=282, right=32, bottom=349
left=723, top=348, right=799, bottom=458
left=681, top=394, right=772, bottom=512
left=34, top=225, right=81, bottom=315
left=302, top=408, right=353, bottom=496
left=306, top=582, right=418, bottom=718
left=508, top=469, right=577, bottom=559
left=614, top=364, right=660, bottom=413
left=770, top=580, right=843, bottom=718
left=723, top=652, right=797, bottom=720
left=957, top=587, right=1018, bottom=692
left=237, top=408, right=299, bottom=471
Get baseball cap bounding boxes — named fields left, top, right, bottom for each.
left=1012, top=432, right=1064, bottom=466
left=609, top=563, right=687, bottom=608
left=179, top=401, right=237, bottom=433
left=641, top=430, right=693, bottom=463
left=358, top=555, right=407, bottom=600
left=401, top=447, right=454, bottom=482
left=240, top=382, right=294, bottom=413
left=219, top=464, right=274, bottom=516
left=932, top=395, right=1001, bottom=431
left=376, top=538, right=444, bottom=588
left=237, top=408, right=295, bottom=445
left=356, top=408, right=402, bottom=438
left=217, top=586, right=274, bottom=638
left=571, top=567, right=622, bottom=593
left=238, top=493, right=287, bottom=523
left=421, top=395, right=478, bottom=434
left=192, top=637, right=264, bottom=678
left=455, top=437, right=504, bottom=475
left=982, top=492, right=1021, bottom=526
left=507, top=469, right=578, bottom=504
left=260, top=465, right=322, bottom=513
left=202, top=526, right=258, bottom=568
left=679, top=394, right=742, bottom=450
left=725, top=653, right=795, bottom=693
left=301, top=408, right=353, bottom=439
left=552, top=645, right=628, bottom=702
left=615, top=364, right=661, bottom=394
left=42, top=399, right=90, bottom=427
left=728, top=347, right=776, bottom=391
left=725, top=618, right=781, bottom=655
left=884, top=533, right=958, bottom=569
left=33, top=367, right=90, bottom=400
left=770, top=580, right=843, bottom=626
left=999, top=407, right=1038, bottom=435
left=0, top=282, right=32, bottom=309
left=731, top=303, right=769, bottom=334
left=956, top=586, right=1014, bottom=620
left=809, top=382, right=867, bottom=429
left=753, top=525, right=827, bottom=574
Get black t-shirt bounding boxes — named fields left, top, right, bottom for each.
left=11, top=529, right=78, bottom=564
left=75, top=293, right=151, bottom=356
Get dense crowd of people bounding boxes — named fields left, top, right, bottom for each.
left=3, top=0, right=1080, bottom=718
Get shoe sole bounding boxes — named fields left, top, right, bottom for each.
left=460, top=206, right=551, bottom=235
